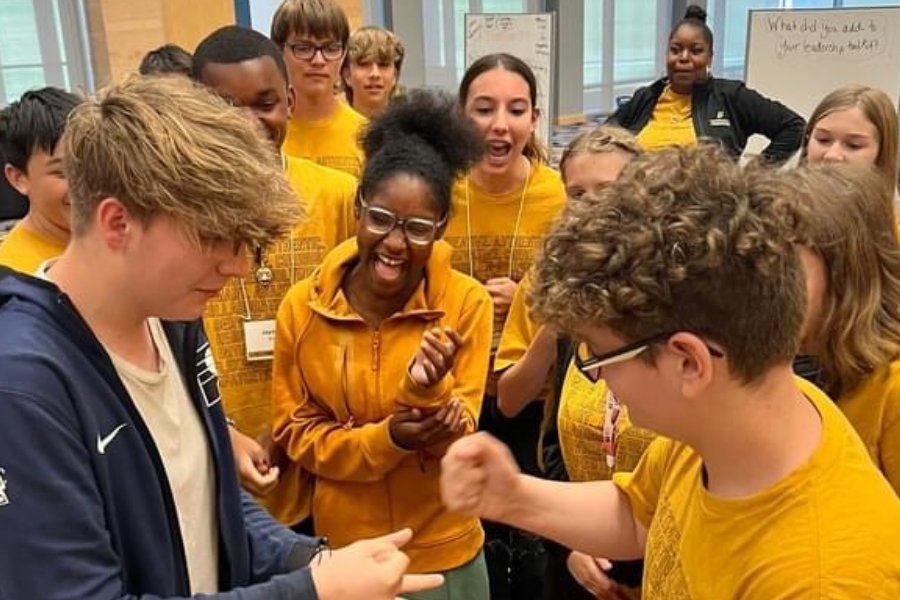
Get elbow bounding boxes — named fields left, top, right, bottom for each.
left=496, top=377, right=523, bottom=418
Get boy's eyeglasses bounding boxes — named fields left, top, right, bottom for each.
left=287, top=41, right=344, bottom=61
left=575, top=332, right=724, bottom=382
left=359, top=198, right=446, bottom=246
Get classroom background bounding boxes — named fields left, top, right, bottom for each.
left=2, top=0, right=897, bottom=120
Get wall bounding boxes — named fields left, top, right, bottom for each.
left=246, top=0, right=364, bottom=36
left=85, top=0, right=236, bottom=84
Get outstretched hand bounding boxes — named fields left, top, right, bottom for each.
left=311, top=529, right=444, bottom=600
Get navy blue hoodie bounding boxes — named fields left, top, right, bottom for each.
left=0, top=270, right=320, bottom=599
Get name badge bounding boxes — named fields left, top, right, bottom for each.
left=243, top=319, right=276, bottom=361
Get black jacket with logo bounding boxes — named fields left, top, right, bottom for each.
left=607, top=76, right=806, bottom=163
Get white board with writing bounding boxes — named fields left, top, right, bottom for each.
left=465, top=13, right=555, bottom=148
left=744, top=7, right=900, bottom=158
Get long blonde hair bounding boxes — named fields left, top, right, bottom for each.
left=803, top=85, right=900, bottom=195
left=787, top=163, right=900, bottom=397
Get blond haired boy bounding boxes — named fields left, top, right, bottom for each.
left=0, top=74, right=439, bottom=600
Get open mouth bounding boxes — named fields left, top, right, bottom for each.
left=373, top=253, right=407, bottom=282
left=485, top=140, right=512, bottom=162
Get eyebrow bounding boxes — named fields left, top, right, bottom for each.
left=472, top=95, right=530, bottom=104
left=813, top=128, right=875, bottom=139
left=46, top=157, right=63, bottom=167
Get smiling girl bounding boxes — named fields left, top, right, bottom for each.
left=271, top=90, right=493, bottom=600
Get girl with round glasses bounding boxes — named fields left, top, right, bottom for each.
left=270, top=90, right=494, bottom=600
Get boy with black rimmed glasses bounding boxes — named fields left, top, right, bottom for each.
left=270, top=0, right=366, bottom=177
left=440, top=143, right=900, bottom=599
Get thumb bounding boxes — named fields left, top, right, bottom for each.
left=595, top=557, right=613, bottom=571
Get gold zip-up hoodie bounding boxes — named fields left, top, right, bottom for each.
left=271, top=237, right=492, bottom=572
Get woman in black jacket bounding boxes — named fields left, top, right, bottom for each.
left=608, top=5, right=805, bottom=163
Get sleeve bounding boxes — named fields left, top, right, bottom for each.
left=241, top=491, right=324, bottom=576
left=0, top=388, right=319, bottom=600
left=493, top=275, right=539, bottom=373
left=878, top=399, right=900, bottom=496
left=611, top=437, right=674, bottom=530
left=398, top=284, right=493, bottom=456
left=271, top=285, right=410, bottom=483
left=604, top=89, right=643, bottom=130
left=729, top=82, right=806, bottom=163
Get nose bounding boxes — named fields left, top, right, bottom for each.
left=822, top=143, right=845, bottom=162
left=367, top=63, right=380, bottom=78
left=310, top=48, right=327, bottom=65
left=382, top=224, right=408, bottom=250
left=490, top=108, right=509, bottom=133
left=219, top=246, right=249, bottom=278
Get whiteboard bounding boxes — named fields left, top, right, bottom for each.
left=464, top=13, right=555, bottom=148
left=744, top=6, right=900, bottom=158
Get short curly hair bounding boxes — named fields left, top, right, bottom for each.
left=529, top=143, right=808, bottom=384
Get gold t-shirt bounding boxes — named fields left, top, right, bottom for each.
left=636, top=85, right=698, bottom=151
left=614, top=381, right=900, bottom=599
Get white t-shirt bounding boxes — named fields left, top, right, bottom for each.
left=107, top=318, right=219, bottom=594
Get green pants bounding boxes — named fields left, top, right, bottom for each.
left=404, top=551, right=489, bottom=600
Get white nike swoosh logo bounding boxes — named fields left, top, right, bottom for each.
left=96, top=424, right=128, bottom=455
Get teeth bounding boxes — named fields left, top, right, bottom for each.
left=378, top=255, right=404, bottom=266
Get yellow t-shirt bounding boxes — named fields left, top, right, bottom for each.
left=798, top=361, right=900, bottom=496
left=446, top=163, right=566, bottom=394
left=635, top=85, right=698, bottom=151
left=614, top=382, right=900, bottom=599
left=557, top=362, right=656, bottom=482
left=282, top=102, right=367, bottom=178
left=0, top=222, right=66, bottom=274
left=493, top=272, right=555, bottom=403
left=203, top=156, right=357, bottom=438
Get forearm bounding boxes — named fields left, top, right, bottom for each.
left=501, top=476, right=644, bottom=561
left=275, top=417, right=409, bottom=483
left=497, top=327, right=557, bottom=417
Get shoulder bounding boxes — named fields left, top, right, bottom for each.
left=707, top=77, right=746, bottom=93
left=529, top=163, right=566, bottom=201
left=339, top=102, right=368, bottom=127
left=288, top=157, right=358, bottom=197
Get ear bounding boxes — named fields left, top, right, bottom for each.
left=286, top=83, right=297, bottom=118
left=665, top=332, right=716, bottom=398
left=4, top=164, right=30, bottom=197
left=95, top=197, right=135, bottom=252
left=530, top=106, right=540, bottom=133
left=353, top=187, right=363, bottom=219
